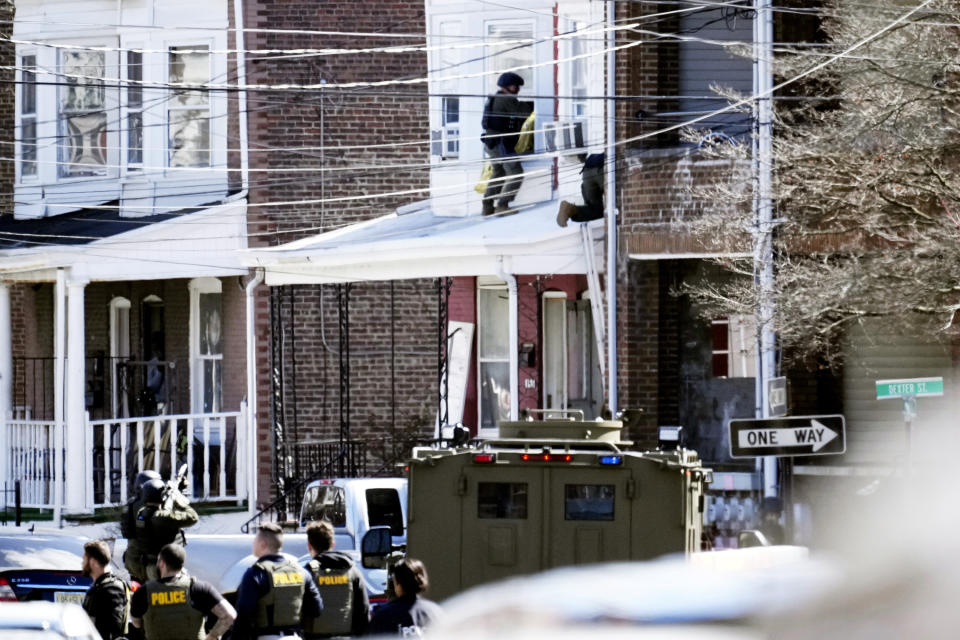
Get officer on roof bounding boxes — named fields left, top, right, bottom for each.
left=130, top=543, right=236, bottom=640
left=129, top=476, right=199, bottom=583
left=480, top=71, right=530, bottom=216
left=233, top=522, right=323, bottom=640
left=303, top=520, right=369, bottom=638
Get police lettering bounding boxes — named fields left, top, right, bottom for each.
left=151, top=589, right=188, bottom=605
left=273, top=571, right=305, bottom=587
left=316, top=575, right=349, bottom=586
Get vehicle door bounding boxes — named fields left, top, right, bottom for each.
left=459, top=465, right=544, bottom=590
left=546, top=467, right=632, bottom=568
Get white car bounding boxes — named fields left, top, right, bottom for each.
left=0, top=602, right=101, bottom=640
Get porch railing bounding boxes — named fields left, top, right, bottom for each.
left=4, top=409, right=246, bottom=510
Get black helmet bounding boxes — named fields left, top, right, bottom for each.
left=497, top=72, right=525, bottom=88
left=142, top=478, right=166, bottom=504
left=134, top=470, right=162, bottom=498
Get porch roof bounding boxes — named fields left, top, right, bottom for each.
left=247, top=199, right=605, bottom=285
left=0, top=199, right=249, bottom=282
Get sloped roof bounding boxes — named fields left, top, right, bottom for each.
left=248, top=200, right=604, bottom=285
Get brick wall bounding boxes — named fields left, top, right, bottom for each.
left=243, top=1, right=431, bottom=501
left=0, top=1, right=13, bottom=215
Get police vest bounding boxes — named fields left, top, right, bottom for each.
left=120, top=498, right=143, bottom=540
left=253, top=557, right=306, bottom=631
left=305, top=559, right=354, bottom=637
left=142, top=574, right=204, bottom=640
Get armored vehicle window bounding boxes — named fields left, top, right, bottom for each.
left=367, top=488, right=404, bottom=536
left=477, top=482, right=528, bottom=519
left=301, top=485, right=347, bottom=527
left=565, top=484, right=615, bottom=521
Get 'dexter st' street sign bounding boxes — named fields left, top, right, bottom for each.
left=728, top=415, right=846, bottom=458
left=876, top=377, right=944, bottom=400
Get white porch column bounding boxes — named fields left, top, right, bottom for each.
left=65, top=270, right=89, bottom=514
left=0, top=282, right=11, bottom=487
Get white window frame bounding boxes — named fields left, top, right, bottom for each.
left=484, top=20, right=536, bottom=93
left=189, top=277, right=223, bottom=414
left=477, top=279, right=510, bottom=432
left=56, top=44, right=120, bottom=182
left=431, top=20, right=462, bottom=161
left=109, top=297, right=131, bottom=418
left=166, top=42, right=213, bottom=169
left=17, top=50, right=38, bottom=182
left=541, top=291, right=568, bottom=412
left=121, top=44, right=145, bottom=173
left=712, top=315, right=757, bottom=378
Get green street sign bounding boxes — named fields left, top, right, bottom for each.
left=876, top=377, right=944, bottom=400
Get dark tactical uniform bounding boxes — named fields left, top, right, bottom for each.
left=127, top=500, right=199, bottom=583
left=82, top=572, right=130, bottom=640
left=131, top=573, right=222, bottom=640
left=480, top=72, right=531, bottom=214
left=234, top=554, right=323, bottom=640
left=367, top=594, right=441, bottom=637
left=304, top=551, right=369, bottom=638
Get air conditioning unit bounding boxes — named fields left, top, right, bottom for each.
left=430, top=124, right=460, bottom=159
left=544, top=120, right=585, bottom=153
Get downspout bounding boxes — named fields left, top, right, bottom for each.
left=245, top=268, right=264, bottom=514
left=53, top=269, right=65, bottom=527
left=605, top=0, right=618, bottom=415
left=496, top=257, right=519, bottom=422
left=226, top=0, right=250, bottom=202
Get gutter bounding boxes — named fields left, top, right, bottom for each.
left=245, top=267, right=264, bottom=514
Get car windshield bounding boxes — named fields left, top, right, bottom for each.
left=0, top=536, right=85, bottom=569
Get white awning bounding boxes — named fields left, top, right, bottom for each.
left=247, top=200, right=605, bottom=285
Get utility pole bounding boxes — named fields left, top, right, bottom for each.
left=754, top=0, right=777, bottom=499
left=606, top=0, right=618, bottom=415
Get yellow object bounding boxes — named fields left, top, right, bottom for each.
left=475, top=161, right=493, bottom=194
left=514, top=111, right=536, bottom=154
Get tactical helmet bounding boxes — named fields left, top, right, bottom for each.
left=134, top=470, right=162, bottom=497
left=496, top=72, right=525, bottom=88
left=142, top=478, right=166, bottom=504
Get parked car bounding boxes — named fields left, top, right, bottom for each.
left=0, top=530, right=94, bottom=604
left=0, top=602, right=101, bottom=640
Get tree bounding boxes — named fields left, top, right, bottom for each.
left=678, top=0, right=960, bottom=363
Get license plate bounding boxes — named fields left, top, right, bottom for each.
left=55, top=591, right=85, bottom=605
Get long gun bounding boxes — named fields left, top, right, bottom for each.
left=161, top=463, right=189, bottom=512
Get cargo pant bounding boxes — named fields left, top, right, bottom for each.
left=568, top=164, right=604, bottom=222
left=481, top=141, right=524, bottom=213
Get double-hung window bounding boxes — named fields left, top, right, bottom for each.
left=168, top=45, right=211, bottom=168
left=485, top=22, right=534, bottom=91
left=125, top=49, right=144, bottom=169
left=58, top=49, right=108, bottom=178
left=19, top=54, right=37, bottom=178
left=478, top=282, right=510, bottom=431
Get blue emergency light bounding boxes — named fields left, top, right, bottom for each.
left=599, top=455, right=622, bottom=465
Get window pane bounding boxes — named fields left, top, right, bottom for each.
left=478, top=482, right=527, bottom=519
left=303, top=486, right=347, bottom=527
left=127, top=50, right=143, bottom=107
left=565, top=484, right=615, bottom=521
left=128, top=113, right=143, bottom=165
left=366, top=488, right=404, bottom=536
left=169, top=46, right=209, bottom=106
left=199, top=292, right=222, bottom=355
left=59, top=50, right=107, bottom=177
left=480, top=361, right=510, bottom=430
left=202, top=359, right=221, bottom=413
left=711, top=321, right=729, bottom=350
left=169, top=110, right=210, bottom=167
left=21, top=56, right=36, bottom=114
left=21, top=119, right=36, bottom=176
left=486, top=23, right=533, bottom=91
left=479, top=288, right=508, bottom=359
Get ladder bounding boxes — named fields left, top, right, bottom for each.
left=580, top=223, right=606, bottom=382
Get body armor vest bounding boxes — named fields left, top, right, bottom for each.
left=253, top=557, right=306, bottom=630
left=135, top=505, right=178, bottom=555
left=142, top=574, right=204, bottom=640
left=305, top=559, right=353, bottom=637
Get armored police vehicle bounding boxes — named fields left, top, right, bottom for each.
left=398, top=411, right=710, bottom=600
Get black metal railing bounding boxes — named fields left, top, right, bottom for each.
left=12, top=356, right=177, bottom=421
left=240, top=440, right=367, bottom=534
left=1, top=481, right=22, bottom=526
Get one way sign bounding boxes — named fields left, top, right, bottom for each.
left=728, top=415, right=846, bottom=458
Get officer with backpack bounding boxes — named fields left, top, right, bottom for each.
left=129, top=477, right=199, bottom=583
left=129, top=543, right=236, bottom=640
left=302, top=520, right=369, bottom=638
left=233, top=522, right=323, bottom=640
left=82, top=540, right=131, bottom=640
left=481, top=71, right=532, bottom=216
left=122, top=470, right=162, bottom=581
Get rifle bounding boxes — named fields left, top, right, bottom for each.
left=161, top=463, right=189, bottom=512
